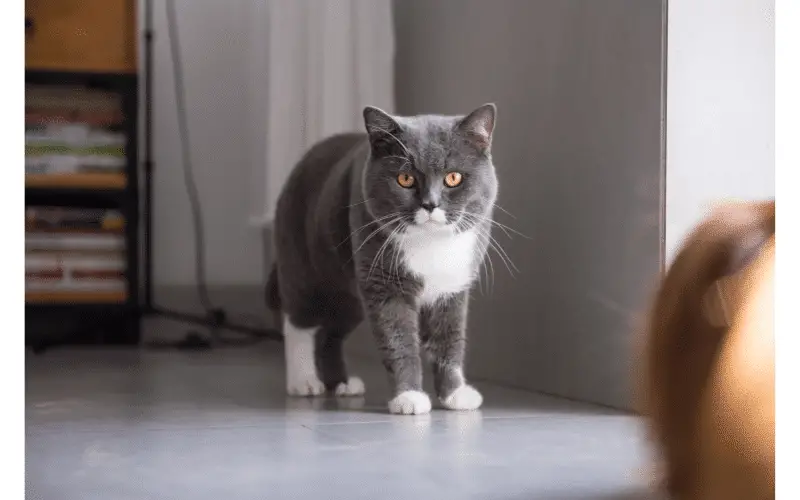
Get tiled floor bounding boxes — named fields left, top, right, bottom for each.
left=26, top=320, right=654, bottom=500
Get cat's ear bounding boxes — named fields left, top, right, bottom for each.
left=363, top=106, right=404, bottom=156
left=456, top=103, right=497, bottom=152
left=363, top=106, right=398, bottom=133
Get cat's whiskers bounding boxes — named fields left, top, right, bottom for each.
left=344, top=198, right=373, bottom=209
left=389, top=223, right=409, bottom=294
left=476, top=235, right=494, bottom=294
left=460, top=213, right=518, bottom=277
left=457, top=210, right=530, bottom=240
left=473, top=229, right=497, bottom=292
left=477, top=224, right=518, bottom=275
left=484, top=233, right=518, bottom=276
left=369, top=221, right=405, bottom=284
left=458, top=210, right=523, bottom=274
left=455, top=217, right=491, bottom=295
left=369, top=233, right=393, bottom=283
left=337, top=211, right=401, bottom=249
left=383, top=222, right=402, bottom=290
left=347, top=216, right=404, bottom=264
left=384, top=155, right=412, bottom=168
left=492, top=203, right=517, bottom=220
left=452, top=215, right=467, bottom=236
left=382, top=226, right=400, bottom=288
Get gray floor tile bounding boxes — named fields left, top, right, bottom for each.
left=26, top=326, right=655, bottom=500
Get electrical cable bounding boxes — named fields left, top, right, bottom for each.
left=141, top=0, right=282, bottom=348
left=164, top=0, right=216, bottom=314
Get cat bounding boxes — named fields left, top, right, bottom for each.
left=266, top=104, right=499, bottom=415
left=637, top=199, right=775, bottom=500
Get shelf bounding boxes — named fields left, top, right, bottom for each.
left=24, top=0, right=141, bottom=346
left=26, top=290, right=128, bottom=305
left=25, top=0, right=137, bottom=75
left=26, top=69, right=137, bottom=88
left=26, top=173, right=127, bottom=190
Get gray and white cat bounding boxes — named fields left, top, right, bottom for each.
left=267, top=104, right=499, bottom=415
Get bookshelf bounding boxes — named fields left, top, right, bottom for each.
left=25, top=1, right=140, bottom=345
left=26, top=173, right=128, bottom=190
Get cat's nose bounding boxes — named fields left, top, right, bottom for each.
left=421, top=202, right=439, bottom=212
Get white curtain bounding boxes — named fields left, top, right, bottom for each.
left=259, top=0, right=395, bottom=223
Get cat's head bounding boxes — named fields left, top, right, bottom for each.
left=361, top=104, right=498, bottom=234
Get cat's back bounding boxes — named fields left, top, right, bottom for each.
left=275, top=133, right=366, bottom=232
left=277, top=133, right=366, bottom=210
left=273, top=132, right=368, bottom=277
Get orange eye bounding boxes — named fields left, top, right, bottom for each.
left=397, top=173, right=415, bottom=188
left=444, top=172, right=463, bottom=188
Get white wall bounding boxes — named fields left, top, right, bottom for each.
left=143, top=0, right=268, bottom=287
left=666, top=0, right=775, bottom=263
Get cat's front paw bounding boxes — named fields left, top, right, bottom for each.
left=334, top=376, right=366, bottom=397
left=286, top=375, right=326, bottom=397
left=388, top=390, right=432, bottom=415
left=441, top=384, right=483, bottom=411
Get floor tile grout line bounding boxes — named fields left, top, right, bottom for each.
left=26, top=411, right=631, bottom=436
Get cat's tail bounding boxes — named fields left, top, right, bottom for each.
left=638, top=199, right=775, bottom=497
left=265, top=263, right=282, bottom=312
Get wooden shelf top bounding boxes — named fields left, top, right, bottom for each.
left=26, top=290, right=127, bottom=305
left=26, top=173, right=127, bottom=190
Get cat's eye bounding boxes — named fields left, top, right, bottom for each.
left=397, top=173, right=415, bottom=188
left=444, top=172, right=463, bottom=188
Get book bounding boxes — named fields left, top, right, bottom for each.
left=25, top=232, right=126, bottom=252
left=26, top=207, right=125, bottom=233
left=25, top=121, right=127, bottom=175
left=25, top=269, right=64, bottom=281
left=26, top=250, right=127, bottom=292
left=24, top=86, right=130, bottom=301
left=25, top=85, right=125, bottom=128
left=25, top=123, right=127, bottom=146
left=26, top=252, right=126, bottom=270
left=25, top=110, right=124, bottom=127
left=25, top=156, right=126, bottom=175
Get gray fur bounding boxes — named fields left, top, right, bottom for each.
left=268, top=104, right=498, bottom=406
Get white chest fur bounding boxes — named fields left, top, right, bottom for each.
left=396, top=227, right=478, bottom=306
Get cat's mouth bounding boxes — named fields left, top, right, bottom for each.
left=414, top=207, right=448, bottom=226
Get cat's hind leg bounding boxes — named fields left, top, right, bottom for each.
left=271, top=262, right=327, bottom=397
left=283, top=315, right=327, bottom=397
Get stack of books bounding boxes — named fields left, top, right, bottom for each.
left=25, top=207, right=128, bottom=303
left=25, top=85, right=127, bottom=189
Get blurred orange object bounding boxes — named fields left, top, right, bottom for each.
left=25, top=0, right=137, bottom=73
left=638, top=200, right=775, bottom=500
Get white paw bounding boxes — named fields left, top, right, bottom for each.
left=286, top=375, right=326, bottom=397
left=334, top=376, right=366, bottom=397
left=441, top=384, right=483, bottom=411
left=388, top=390, right=432, bottom=415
